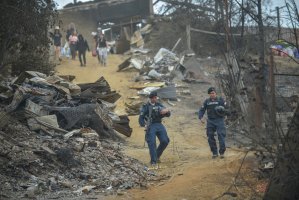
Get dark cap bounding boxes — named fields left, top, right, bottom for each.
left=149, top=91, right=158, bottom=98
left=208, top=87, right=216, bottom=94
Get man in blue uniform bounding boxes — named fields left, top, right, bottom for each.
left=198, top=87, right=228, bottom=159
left=139, top=91, right=171, bottom=166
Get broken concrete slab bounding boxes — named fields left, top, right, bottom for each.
left=148, top=69, right=163, bottom=79
left=154, top=48, right=179, bottom=64
left=130, top=58, right=143, bottom=70
left=29, top=77, right=52, bottom=86
left=59, top=81, right=81, bottom=95
left=27, top=115, right=59, bottom=131
left=12, top=71, right=47, bottom=85
left=24, top=100, right=49, bottom=117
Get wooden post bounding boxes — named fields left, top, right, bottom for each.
left=171, top=38, right=181, bottom=52
left=276, top=6, right=281, bottom=39
left=186, top=25, right=191, bottom=50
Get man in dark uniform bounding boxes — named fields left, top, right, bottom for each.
left=139, top=91, right=171, bottom=166
left=198, top=87, right=228, bottom=159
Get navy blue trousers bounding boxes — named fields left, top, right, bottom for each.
left=206, top=118, right=226, bottom=155
left=146, top=123, right=170, bottom=164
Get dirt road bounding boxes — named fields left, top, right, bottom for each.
left=56, top=54, right=259, bottom=200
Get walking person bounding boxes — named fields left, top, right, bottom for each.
left=96, top=33, right=108, bottom=66
left=198, top=87, right=228, bottom=159
left=139, top=91, right=171, bottom=167
left=69, top=31, right=78, bottom=60
left=52, top=26, right=62, bottom=62
left=66, top=23, right=76, bottom=43
left=77, top=34, right=90, bottom=66
left=94, top=27, right=102, bottom=63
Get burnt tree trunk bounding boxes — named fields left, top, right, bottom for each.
left=254, top=0, right=266, bottom=131
left=264, top=104, right=299, bottom=200
left=240, top=0, right=245, bottom=45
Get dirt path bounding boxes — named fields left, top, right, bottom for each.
left=56, top=54, right=256, bottom=200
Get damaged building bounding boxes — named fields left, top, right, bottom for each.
left=59, top=0, right=154, bottom=53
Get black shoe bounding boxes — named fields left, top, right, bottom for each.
left=220, top=154, right=224, bottom=159
left=212, top=154, right=218, bottom=159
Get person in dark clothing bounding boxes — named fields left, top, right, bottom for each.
left=139, top=91, right=171, bottom=168
left=77, top=34, right=90, bottom=66
left=52, top=26, right=62, bottom=61
left=198, top=87, right=228, bottom=159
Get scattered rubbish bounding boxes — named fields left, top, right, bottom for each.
left=75, top=185, right=96, bottom=195
left=131, top=58, right=144, bottom=70
left=154, top=48, right=178, bottom=64
left=263, top=162, right=274, bottom=169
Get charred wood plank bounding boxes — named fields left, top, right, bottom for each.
left=117, top=57, right=131, bottom=72
left=112, top=115, right=132, bottom=137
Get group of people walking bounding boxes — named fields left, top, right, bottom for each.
left=139, top=87, right=229, bottom=168
left=51, top=24, right=108, bottom=67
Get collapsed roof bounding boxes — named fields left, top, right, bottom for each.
left=61, top=0, right=153, bottom=24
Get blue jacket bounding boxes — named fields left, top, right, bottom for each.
left=139, top=102, right=171, bottom=127
left=198, top=97, right=226, bottom=119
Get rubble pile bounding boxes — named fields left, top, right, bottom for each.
left=0, top=71, right=154, bottom=199
left=118, top=44, right=218, bottom=112
left=0, top=71, right=132, bottom=138
left=0, top=122, right=149, bottom=199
